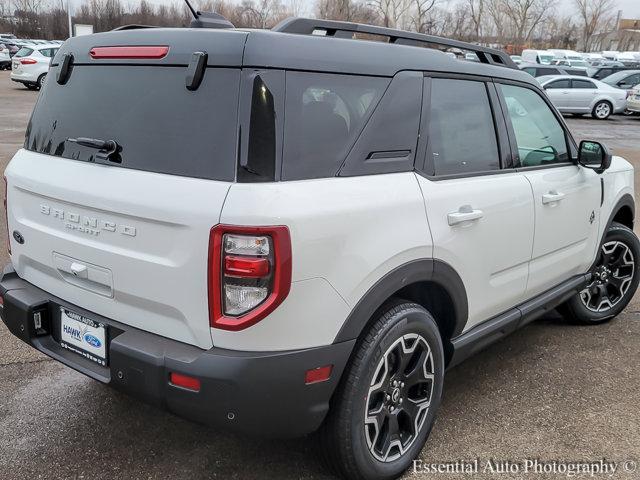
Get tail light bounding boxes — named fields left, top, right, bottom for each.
left=208, top=225, right=292, bottom=331
left=3, top=176, right=9, bottom=255
left=19, top=58, right=37, bottom=65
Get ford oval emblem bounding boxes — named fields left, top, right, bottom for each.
left=84, top=334, right=102, bottom=348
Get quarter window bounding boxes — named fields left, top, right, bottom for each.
left=499, top=84, right=569, bottom=167
left=426, top=78, right=500, bottom=176
left=281, top=72, right=387, bottom=180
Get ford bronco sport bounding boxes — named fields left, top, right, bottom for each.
left=2, top=15, right=638, bottom=480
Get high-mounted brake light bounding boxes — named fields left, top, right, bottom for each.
left=208, top=225, right=292, bottom=331
left=89, top=46, right=169, bottom=60
left=19, top=58, right=37, bottom=65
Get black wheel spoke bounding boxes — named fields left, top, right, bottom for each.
left=365, top=333, right=436, bottom=462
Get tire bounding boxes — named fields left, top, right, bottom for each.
left=559, top=223, right=640, bottom=324
left=37, top=73, right=46, bottom=89
left=591, top=100, right=612, bottom=120
left=318, top=301, right=444, bottom=480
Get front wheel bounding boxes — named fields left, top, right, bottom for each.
left=560, top=223, right=640, bottom=324
left=318, top=301, right=444, bottom=480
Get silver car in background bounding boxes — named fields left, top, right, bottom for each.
left=537, top=75, right=628, bottom=120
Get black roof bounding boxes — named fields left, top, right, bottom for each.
left=54, top=22, right=537, bottom=86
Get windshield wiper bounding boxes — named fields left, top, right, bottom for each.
left=67, top=137, right=121, bottom=163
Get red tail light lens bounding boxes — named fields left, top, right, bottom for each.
left=3, top=176, right=9, bottom=255
left=208, top=225, right=292, bottom=331
left=89, top=46, right=169, bottom=59
left=19, top=58, right=37, bottom=65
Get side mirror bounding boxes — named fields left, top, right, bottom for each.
left=578, top=140, right=612, bottom=174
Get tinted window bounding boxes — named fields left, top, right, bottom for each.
left=595, top=68, right=613, bottom=79
left=281, top=72, right=387, bottom=180
left=523, top=67, right=536, bottom=76
left=572, top=79, right=596, bottom=89
left=427, top=78, right=499, bottom=176
left=537, top=67, right=559, bottom=76
left=25, top=66, right=240, bottom=181
left=546, top=79, right=570, bottom=89
left=499, top=84, right=568, bottom=167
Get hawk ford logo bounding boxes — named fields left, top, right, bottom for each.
left=40, top=204, right=136, bottom=237
left=84, top=334, right=102, bottom=349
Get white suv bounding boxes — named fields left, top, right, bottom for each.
left=10, top=43, right=59, bottom=90
left=2, top=18, right=638, bottom=480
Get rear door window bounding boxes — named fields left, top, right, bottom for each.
left=25, top=66, right=241, bottom=181
left=425, top=78, right=500, bottom=176
left=281, top=72, right=388, bottom=180
left=572, top=79, right=596, bottom=89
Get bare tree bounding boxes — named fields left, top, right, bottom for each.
left=368, top=0, right=411, bottom=28
left=466, top=0, right=484, bottom=40
left=412, top=0, right=438, bottom=33
left=573, top=0, right=616, bottom=51
left=499, top=0, right=557, bottom=45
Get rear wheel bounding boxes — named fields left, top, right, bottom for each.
left=560, top=223, right=640, bottom=324
left=592, top=100, right=612, bottom=120
left=37, top=73, right=46, bottom=89
left=318, top=301, right=444, bottom=480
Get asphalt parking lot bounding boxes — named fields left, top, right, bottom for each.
left=0, top=70, right=638, bottom=479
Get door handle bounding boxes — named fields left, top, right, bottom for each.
left=447, top=205, right=484, bottom=226
left=542, top=190, right=566, bottom=204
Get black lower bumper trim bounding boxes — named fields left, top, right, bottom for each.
left=0, top=266, right=355, bottom=438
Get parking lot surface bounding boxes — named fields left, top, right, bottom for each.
left=0, top=71, right=638, bottom=479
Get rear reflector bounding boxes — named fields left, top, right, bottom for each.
left=169, top=372, right=201, bottom=392
left=89, top=46, right=169, bottom=60
left=305, top=365, right=333, bottom=385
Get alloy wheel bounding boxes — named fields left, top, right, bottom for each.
left=364, top=333, right=434, bottom=463
left=580, top=240, right=635, bottom=312
left=595, top=102, right=611, bottom=119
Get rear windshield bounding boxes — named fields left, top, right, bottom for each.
left=25, top=66, right=240, bottom=181
left=15, top=47, right=33, bottom=57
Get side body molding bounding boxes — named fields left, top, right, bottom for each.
left=333, top=259, right=468, bottom=343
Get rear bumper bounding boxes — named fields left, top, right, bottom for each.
left=0, top=266, right=354, bottom=438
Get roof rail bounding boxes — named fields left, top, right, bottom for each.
left=112, top=25, right=159, bottom=31
left=273, top=17, right=518, bottom=70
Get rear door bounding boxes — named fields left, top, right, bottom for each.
left=569, top=78, right=598, bottom=112
left=497, top=82, right=600, bottom=298
left=415, top=76, right=534, bottom=331
left=5, top=29, right=248, bottom=349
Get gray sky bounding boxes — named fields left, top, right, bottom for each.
left=94, top=0, right=640, bottom=19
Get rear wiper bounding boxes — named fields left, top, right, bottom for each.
left=67, top=137, right=121, bottom=163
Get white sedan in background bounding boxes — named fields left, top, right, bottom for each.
left=537, top=75, right=628, bottom=120
left=10, top=43, right=59, bottom=90
left=627, top=84, right=640, bottom=114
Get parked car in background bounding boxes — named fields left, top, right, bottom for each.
left=626, top=84, right=640, bottom=114
left=0, top=40, right=20, bottom=56
left=10, top=44, right=59, bottom=90
left=520, top=62, right=588, bottom=78
left=510, top=55, right=522, bottom=65
left=0, top=42, right=11, bottom=70
left=588, top=66, right=635, bottom=80
left=538, top=75, right=627, bottom=119
left=601, top=70, right=640, bottom=91
left=521, top=49, right=555, bottom=64
left=551, top=58, right=589, bottom=69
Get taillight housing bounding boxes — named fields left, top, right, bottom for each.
left=3, top=176, right=9, bottom=255
left=19, top=58, right=37, bottom=65
left=208, top=225, right=292, bottom=331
